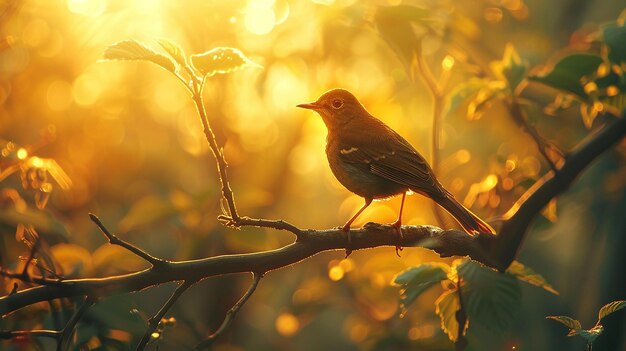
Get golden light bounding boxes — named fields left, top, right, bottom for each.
left=441, top=55, right=455, bottom=71
left=245, top=0, right=276, bottom=35
left=275, top=312, right=299, bottom=336
left=67, top=0, right=106, bottom=17
left=47, top=80, right=73, bottom=111
left=328, top=265, right=345, bottom=281
left=16, top=148, right=28, bottom=160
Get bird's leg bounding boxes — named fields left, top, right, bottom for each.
left=341, top=198, right=373, bottom=257
left=392, top=192, right=407, bottom=257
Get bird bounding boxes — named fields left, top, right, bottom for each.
left=297, top=88, right=495, bottom=256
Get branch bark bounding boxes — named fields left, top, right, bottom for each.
left=0, top=224, right=495, bottom=317
left=492, top=112, right=626, bottom=270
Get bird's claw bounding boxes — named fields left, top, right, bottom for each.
left=392, top=221, right=404, bottom=257
left=342, top=225, right=353, bottom=258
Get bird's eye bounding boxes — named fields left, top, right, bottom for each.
left=331, top=98, right=344, bottom=109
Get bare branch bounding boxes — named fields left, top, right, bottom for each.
left=0, top=224, right=496, bottom=317
left=505, top=97, right=565, bottom=173
left=191, top=85, right=241, bottom=223
left=136, top=280, right=193, bottom=351
left=0, top=329, right=61, bottom=340
left=493, top=112, right=626, bottom=270
left=57, top=296, right=95, bottom=351
left=413, top=44, right=448, bottom=228
left=89, top=213, right=169, bottom=270
left=217, top=215, right=302, bottom=237
left=196, top=272, right=262, bottom=349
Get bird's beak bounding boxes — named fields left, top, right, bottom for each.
left=296, top=101, right=321, bottom=110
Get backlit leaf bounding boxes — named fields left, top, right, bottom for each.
left=598, top=300, right=626, bottom=321
left=50, top=243, right=92, bottom=276
left=458, top=261, right=521, bottom=332
left=157, top=38, right=187, bottom=68
left=492, top=43, right=527, bottom=91
left=435, top=289, right=464, bottom=342
left=602, top=22, right=626, bottom=63
left=118, top=195, right=176, bottom=233
left=373, top=5, right=432, bottom=72
left=103, top=40, right=176, bottom=73
left=507, top=261, right=558, bottom=295
left=392, top=263, right=449, bottom=310
left=190, top=47, right=260, bottom=77
left=529, top=54, right=603, bottom=99
left=576, top=325, right=604, bottom=344
left=546, top=315, right=581, bottom=330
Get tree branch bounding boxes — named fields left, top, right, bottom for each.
left=57, top=296, right=95, bottom=351
left=0, top=224, right=496, bottom=317
left=136, top=280, right=193, bottom=351
left=89, top=213, right=169, bottom=270
left=493, top=112, right=626, bottom=270
left=196, top=272, right=262, bottom=349
left=505, top=97, right=565, bottom=172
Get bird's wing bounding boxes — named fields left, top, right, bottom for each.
left=337, top=124, right=449, bottom=197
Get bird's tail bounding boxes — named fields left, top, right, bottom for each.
left=436, top=195, right=495, bottom=234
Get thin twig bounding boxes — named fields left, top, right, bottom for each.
left=196, top=272, right=263, bottom=349
left=0, top=329, right=61, bottom=340
left=135, top=280, right=194, bottom=351
left=57, top=296, right=95, bottom=351
left=413, top=45, right=447, bottom=227
left=89, top=213, right=169, bottom=270
left=20, top=237, right=40, bottom=279
left=217, top=215, right=302, bottom=238
left=506, top=97, right=564, bottom=173
left=191, top=81, right=240, bottom=223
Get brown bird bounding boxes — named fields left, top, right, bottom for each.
left=297, top=88, right=495, bottom=255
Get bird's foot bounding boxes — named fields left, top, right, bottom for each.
left=341, top=225, right=353, bottom=258
left=392, top=221, right=403, bottom=257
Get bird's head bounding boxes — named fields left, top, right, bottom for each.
left=297, top=88, right=369, bottom=129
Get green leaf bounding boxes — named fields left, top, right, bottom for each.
left=506, top=261, right=558, bottom=295
left=157, top=38, right=187, bottom=69
left=546, top=315, right=582, bottom=330
left=103, top=40, right=176, bottom=73
left=492, top=43, right=527, bottom=91
left=602, top=22, right=626, bottom=63
left=445, top=78, right=491, bottom=115
left=529, top=54, right=603, bottom=99
left=374, top=5, right=431, bottom=73
left=118, top=195, right=177, bottom=233
left=392, top=263, right=449, bottom=310
left=190, top=47, right=260, bottom=77
left=576, top=325, right=604, bottom=344
left=458, top=261, right=521, bottom=332
left=435, top=289, right=465, bottom=342
left=598, top=300, right=626, bottom=321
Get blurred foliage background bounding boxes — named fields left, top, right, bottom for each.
left=1, top=0, right=625, bottom=350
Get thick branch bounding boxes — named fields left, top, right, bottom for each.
left=493, top=112, right=626, bottom=270
left=0, top=224, right=495, bottom=317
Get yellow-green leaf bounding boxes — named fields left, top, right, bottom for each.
left=190, top=47, right=261, bottom=77
left=546, top=315, right=581, bottom=330
left=50, top=243, right=92, bottom=276
left=157, top=38, right=187, bottom=68
left=392, top=263, right=449, bottom=310
left=598, top=300, right=626, bottom=321
left=435, top=289, right=466, bottom=342
left=103, top=40, right=175, bottom=73
left=507, top=261, right=559, bottom=295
